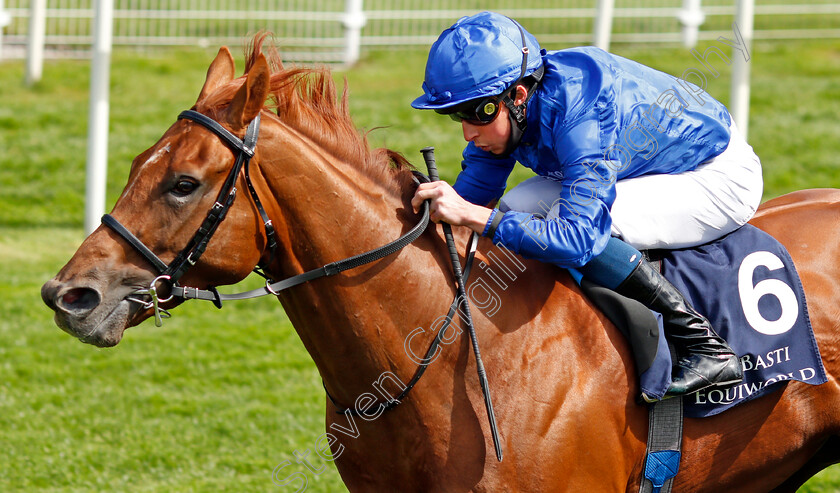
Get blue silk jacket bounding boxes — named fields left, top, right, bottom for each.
left=454, top=46, right=732, bottom=268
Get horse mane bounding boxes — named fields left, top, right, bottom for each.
left=200, top=33, right=414, bottom=191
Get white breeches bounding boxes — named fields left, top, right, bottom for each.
left=498, top=120, right=764, bottom=250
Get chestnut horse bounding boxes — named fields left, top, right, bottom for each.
left=42, top=39, right=840, bottom=491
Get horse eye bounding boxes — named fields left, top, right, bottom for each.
left=171, top=178, right=198, bottom=197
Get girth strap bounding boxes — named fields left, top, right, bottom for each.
left=639, top=396, right=683, bottom=493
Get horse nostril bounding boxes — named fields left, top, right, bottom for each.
left=57, top=287, right=101, bottom=316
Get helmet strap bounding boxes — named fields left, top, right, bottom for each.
left=501, top=111, right=525, bottom=157
left=499, top=64, right=543, bottom=156
left=499, top=96, right=526, bottom=157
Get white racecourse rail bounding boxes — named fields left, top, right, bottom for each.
left=2, top=0, right=840, bottom=63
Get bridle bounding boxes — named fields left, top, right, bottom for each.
left=102, top=109, right=431, bottom=325
left=101, top=109, right=502, bottom=461
left=102, top=109, right=265, bottom=324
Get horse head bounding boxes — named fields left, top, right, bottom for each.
left=41, top=45, right=275, bottom=347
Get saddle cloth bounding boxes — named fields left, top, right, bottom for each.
left=584, top=224, right=828, bottom=417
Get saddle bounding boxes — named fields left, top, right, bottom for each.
left=580, top=225, right=828, bottom=492
left=584, top=224, right=825, bottom=413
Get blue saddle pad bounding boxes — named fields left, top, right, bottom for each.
left=642, top=224, right=827, bottom=418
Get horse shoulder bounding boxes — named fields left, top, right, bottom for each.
left=472, top=239, right=647, bottom=488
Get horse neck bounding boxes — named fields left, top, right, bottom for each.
left=254, top=115, right=453, bottom=404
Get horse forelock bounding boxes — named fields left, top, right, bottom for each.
left=197, top=33, right=415, bottom=193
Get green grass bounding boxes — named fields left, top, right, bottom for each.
left=2, top=37, right=840, bottom=491
left=1, top=229, right=342, bottom=492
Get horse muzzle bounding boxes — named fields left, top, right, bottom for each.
left=41, top=277, right=140, bottom=347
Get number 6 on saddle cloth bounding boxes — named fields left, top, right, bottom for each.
left=582, top=224, right=826, bottom=416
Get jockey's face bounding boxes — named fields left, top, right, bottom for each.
left=460, top=85, right=528, bottom=156
left=461, top=104, right=511, bottom=155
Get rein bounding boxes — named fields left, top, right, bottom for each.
left=102, top=110, right=431, bottom=324
left=324, top=232, right=479, bottom=412
left=102, top=109, right=502, bottom=462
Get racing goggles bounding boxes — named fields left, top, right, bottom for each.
left=436, top=95, right=505, bottom=125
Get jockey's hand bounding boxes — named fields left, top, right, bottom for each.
left=412, top=181, right=493, bottom=234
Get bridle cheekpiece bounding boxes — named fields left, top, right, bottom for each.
left=102, top=109, right=430, bottom=326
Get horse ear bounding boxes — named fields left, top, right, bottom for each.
left=226, top=54, right=270, bottom=130
left=196, top=47, right=236, bottom=104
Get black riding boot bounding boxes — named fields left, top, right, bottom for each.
left=616, top=259, right=743, bottom=399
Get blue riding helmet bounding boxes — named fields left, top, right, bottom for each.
left=411, top=11, right=543, bottom=110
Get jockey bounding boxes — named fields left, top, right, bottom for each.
left=410, top=11, right=763, bottom=401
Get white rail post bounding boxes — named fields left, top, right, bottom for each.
left=593, top=0, right=614, bottom=51
left=730, top=0, right=754, bottom=139
left=678, top=0, right=705, bottom=49
left=342, top=0, right=366, bottom=67
left=25, top=0, right=47, bottom=85
left=84, top=0, right=114, bottom=235
left=0, top=0, right=10, bottom=60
